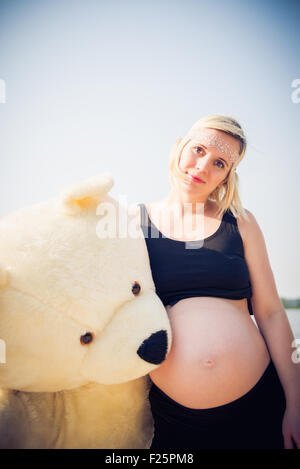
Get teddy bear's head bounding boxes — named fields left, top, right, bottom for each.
left=0, top=173, right=171, bottom=392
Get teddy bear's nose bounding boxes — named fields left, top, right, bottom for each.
left=136, top=330, right=168, bottom=365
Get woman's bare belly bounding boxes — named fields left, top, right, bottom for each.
left=149, top=296, right=271, bottom=409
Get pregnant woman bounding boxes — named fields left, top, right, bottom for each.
left=138, top=115, right=300, bottom=449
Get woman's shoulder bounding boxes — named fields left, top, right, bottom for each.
left=236, top=208, right=259, bottom=227
left=235, top=208, right=263, bottom=248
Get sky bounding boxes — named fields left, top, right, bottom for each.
left=0, top=0, right=299, bottom=298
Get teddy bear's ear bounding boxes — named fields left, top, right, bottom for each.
left=59, top=173, right=114, bottom=215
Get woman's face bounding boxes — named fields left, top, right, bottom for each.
left=178, top=128, right=240, bottom=197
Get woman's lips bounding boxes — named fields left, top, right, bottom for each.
left=189, top=175, right=205, bottom=183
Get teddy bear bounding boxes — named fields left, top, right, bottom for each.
left=0, top=173, right=172, bottom=449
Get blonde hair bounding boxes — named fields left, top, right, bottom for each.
left=169, top=115, right=248, bottom=220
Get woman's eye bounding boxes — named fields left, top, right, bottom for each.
left=215, top=160, right=225, bottom=169
left=195, top=146, right=204, bottom=154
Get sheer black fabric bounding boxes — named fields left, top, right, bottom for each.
left=138, top=203, right=253, bottom=314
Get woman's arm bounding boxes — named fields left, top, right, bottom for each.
left=237, top=209, right=300, bottom=449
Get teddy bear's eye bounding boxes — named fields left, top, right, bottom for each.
left=80, top=332, right=94, bottom=345
left=132, top=282, right=141, bottom=295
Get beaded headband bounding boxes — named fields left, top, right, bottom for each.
left=186, top=130, right=241, bottom=165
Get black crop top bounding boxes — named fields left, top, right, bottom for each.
left=138, top=203, right=253, bottom=315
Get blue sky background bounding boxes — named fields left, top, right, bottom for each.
left=0, top=0, right=299, bottom=297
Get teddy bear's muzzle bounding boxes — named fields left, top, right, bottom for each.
left=136, top=330, right=168, bottom=365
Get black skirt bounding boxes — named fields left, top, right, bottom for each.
left=149, top=360, right=286, bottom=449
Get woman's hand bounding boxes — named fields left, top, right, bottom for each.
left=282, top=403, right=300, bottom=449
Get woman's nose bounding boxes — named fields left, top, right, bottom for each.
left=195, top=155, right=209, bottom=173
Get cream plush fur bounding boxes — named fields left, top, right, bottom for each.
left=0, top=173, right=172, bottom=449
